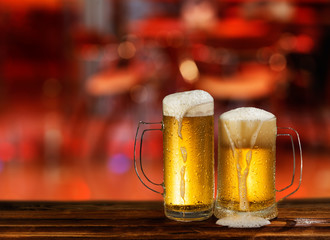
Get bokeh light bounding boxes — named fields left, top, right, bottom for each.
left=179, top=59, right=199, bottom=83
left=108, top=153, right=131, bottom=175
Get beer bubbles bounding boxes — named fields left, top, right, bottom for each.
left=215, top=107, right=277, bottom=227
left=162, top=90, right=214, bottom=221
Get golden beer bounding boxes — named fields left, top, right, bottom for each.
left=162, top=90, right=214, bottom=221
left=215, top=107, right=278, bottom=220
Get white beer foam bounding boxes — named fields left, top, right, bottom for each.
left=163, top=90, right=214, bottom=118
left=220, top=107, right=275, bottom=121
left=216, top=215, right=271, bottom=228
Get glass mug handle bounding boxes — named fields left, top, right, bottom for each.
left=276, top=127, right=303, bottom=201
left=134, top=121, right=164, bottom=195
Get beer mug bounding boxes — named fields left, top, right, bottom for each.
left=215, top=107, right=303, bottom=220
left=134, top=90, right=215, bottom=222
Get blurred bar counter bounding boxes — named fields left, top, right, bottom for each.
left=0, top=199, right=329, bottom=239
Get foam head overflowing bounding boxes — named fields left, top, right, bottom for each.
left=163, top=90, right=214, bottom=119
left=220, top=107, right=275, bottom=122
left=219, top=107, right=276, bottom=149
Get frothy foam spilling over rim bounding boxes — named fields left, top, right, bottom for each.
left=162, top=90, right=214, bottom=118
left=220, top=107, right=275, bottom=121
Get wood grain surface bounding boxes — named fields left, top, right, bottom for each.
left=0, top=199, right=329, bottom=239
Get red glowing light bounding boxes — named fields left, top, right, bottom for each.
left=295, top=34, right=314, bottom=53
left=0, top=142, right=16, bottom=162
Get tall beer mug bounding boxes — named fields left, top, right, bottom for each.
left=215, top=107, right=303, bottom=220
left=134, top=90, right=215, bottom=222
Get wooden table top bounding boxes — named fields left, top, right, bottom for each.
left=0, top=198, right=329, bottom=239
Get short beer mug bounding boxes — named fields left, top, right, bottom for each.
left=215, top=107, right=303, bottom=223
left=134, top=90, right=214, bottom=222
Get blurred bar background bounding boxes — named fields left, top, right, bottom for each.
left=0, top=0, right=329, bottom=200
